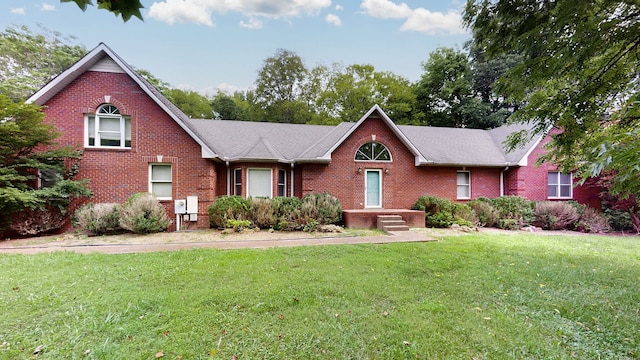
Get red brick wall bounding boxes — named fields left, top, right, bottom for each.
left=300, top=117, right=504, bottom=209
left=505, top=133, right=601, bottom=208
left=42, top=71, right=215, bottom=231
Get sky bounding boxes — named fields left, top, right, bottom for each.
left=1, top=0, right=471, bottom=96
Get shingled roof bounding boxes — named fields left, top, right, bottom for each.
left=27, top=43, right=542, bottom=168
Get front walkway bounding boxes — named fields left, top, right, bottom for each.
left=0, top=230, right=434, bottom=255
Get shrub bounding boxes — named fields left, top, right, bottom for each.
left=9, top=206, right=66, bottom=236
left=225, top=219, right=252, bottom=232
left=604, top=208, right=634, bottom=231
left=208, top=195, right=250, bottom=228
left=73, top=203, right=122, bottom=235
left=412, top=196, right=475, bottom=228
left=576, top=207, right=611, bottom=233
left=248, top=197, right=276, bottom=229
left=272, top=197, right=303, bottom=230
left=468, top=198, right=499, bottom=227
left=533, top=201, right=580, bottom=230
left=119, top=193, right=170, bottom=234
left=490, top=196, right=535, bottom=229
left=300, top=192, right=342, bottom=225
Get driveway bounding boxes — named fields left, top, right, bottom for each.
left=0, top=229, right=435, bottom=254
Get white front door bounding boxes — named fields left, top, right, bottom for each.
left=365, top=169, right=382, bottom=208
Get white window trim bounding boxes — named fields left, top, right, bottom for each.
left=548, top=171, right=573, bottom=199
left=85, top=104, right=131, bottom=149
left=457, top=171, right=471, bottom=200
left=364, top=169, right=383, bottom=208
left=234, top=168, right=242, bottom=196
left=355, top=141, right=392, bottom=162
left=247, top=168, right=273, bottom=198
left=149, top=163, right=172, bottom=200
left=277, top=169, right=286, bottom=197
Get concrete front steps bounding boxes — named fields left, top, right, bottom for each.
left=377, top=215, right=410, bottom=233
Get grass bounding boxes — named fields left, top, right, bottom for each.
left=0, top=232, right=638, bottom=359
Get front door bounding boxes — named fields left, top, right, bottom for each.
left=365, top=169, right=382, bottom=208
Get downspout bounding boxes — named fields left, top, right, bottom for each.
left=226, top=161, right=230, bottom=196
left=290, top=162, right=295, bottom=197
left=500, top=165, right=509, bottom=197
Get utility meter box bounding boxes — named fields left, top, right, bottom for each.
left=186, top=196, right=198, bottom=221
left=174, top=199, right=187, bottom=214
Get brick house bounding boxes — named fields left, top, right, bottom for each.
left=28, top=43, right=599, bottom=231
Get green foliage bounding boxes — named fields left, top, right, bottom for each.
left=118, top=193, right=170, bottom=234
left=225, top=219, right=252, bottom=232
left=0, top=95, right=91, bottom=233
left=468, top=198, right=499, bottom=227
left=248, top=197, right=276, bottom=229
left=165, top=88, right=213, bottom=119
left=300, top=192, right=343, bottom=225
left=464, top=0, right=640, bottom=197
left=272, top=196, right=303, bottom=230
left=489, top=196, right=535, bottom=229
left=533, top=201, right=580, bottom=230
left=0, top=25, right=86, bottom=101
left=207, top=195, right=251, bottom=228
left=415, top=47, right=511, bottom=129
left=73, top=203, right=122, bottom=235
left=61, top=0, right=144, bottom=21
left=412, top=196, right=476, bottom=228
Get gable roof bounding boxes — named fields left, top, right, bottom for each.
left=26, top=42, right=218, bottom=158
left=29, top=43, right=542, bottom=168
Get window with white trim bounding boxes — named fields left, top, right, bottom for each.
left=548, top=171, right=572, bottom=199
left=149, top=163, right=172, bottom=200
left=86, top=104, right=131, bottom=148
left=457, top=171, right=471, bottom=199
left=355, top=141, right=391, bottom=161
left=234, top=168, right=242, bottom=196
left=277, top=169, right=286, bottom=197
left=38, top=168, right=61, bottom=189
left=247, top=168, right=272, bottom=198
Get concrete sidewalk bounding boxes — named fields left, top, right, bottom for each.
left=0, top=231, right=435, bottom=255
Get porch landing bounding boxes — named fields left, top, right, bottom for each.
left=343, top=209, right=424, bottom=229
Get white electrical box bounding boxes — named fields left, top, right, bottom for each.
left=174, top=199, right=186, bottom=214
left=186, top=196, right=198, bottom=221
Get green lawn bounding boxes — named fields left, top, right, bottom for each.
left=1, top=232, right=638, bottom=359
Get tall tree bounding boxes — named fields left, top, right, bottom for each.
left=415, top=47, right=501, bottom=128
left=0, top=95, right=91, bottom=234
left=464, top=0, right=640, bottom=197
left=317, top=64, right=416, bottom=123
left=254, top=49, right=312, bottom=123
left=0, top=25, right=86, bottom=100
left=165, top=88, right=213, bottom=119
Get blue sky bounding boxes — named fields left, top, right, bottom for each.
left=1, top=0, right=470, bottom=95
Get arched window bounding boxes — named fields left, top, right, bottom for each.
left=85, top=104, right=131, bottom=148
left=355, top=141, right=391, bottom=161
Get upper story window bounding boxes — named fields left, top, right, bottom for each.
left=548, top=171, right=572, bottom=199
left=355, top=141, right=391, bottom=161
left=86, top=104, right=131, bottom=148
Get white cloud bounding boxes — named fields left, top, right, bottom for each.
left=401, top=8, right=465, bottom=34
left=149, top=0, right=214, bottom=26
left=40, top=3, right=56, bottom=11
left=240, top=17, right=264, bottom=29
left=325, top=14, right=342, bottom=26
left=360, top=0, right=466, bottom=35
left=10, top=8, right=26, bottom=15
left=149, top=0, right=332, bottom=26
left=335, top=5, right=344, bottom=11
left=360, top=0, right=411, bottom=19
